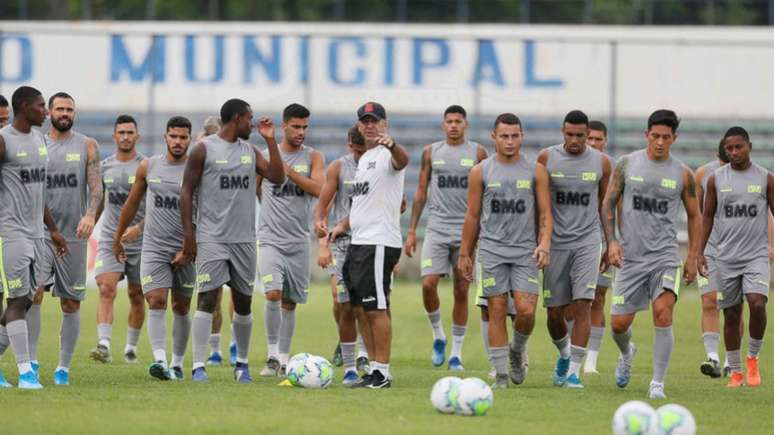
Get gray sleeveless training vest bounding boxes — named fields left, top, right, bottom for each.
left=144, top=155, right=186, bottom=255
left=100, top=152, right=145, bottom=253
left=44, top=130, right=89, bottom=241
left=427, top=140, right=481, bottom=238
left=331, top=153, right=357, bottom=238
left=0, top=125, right=48, bottom=240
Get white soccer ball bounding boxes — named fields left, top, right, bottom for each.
left=454, top=377, right=493, bottom=416
left=612, top=400, right=658, bottom=435
left=430, top=376, right=462, bottom=414
left=298, top=355, right=334, bottom=389
left=286, top=353, right=312, bottom=387
left=654, top=404, right=696, bottom=435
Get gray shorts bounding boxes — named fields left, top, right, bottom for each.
left=697, top=256, right=720, bottom=296
left=420, top=230, right=461, bottom=277
left=326, top=238, right=351, bottom=304
left=476, top=269, right=517, bottom=316
left=196, top=242, right=256, bottom=295
left=36, top=238, right=87, bottom=301
left=611, top=260, right=682, bottom=315
left=597, top=267, right=615, bottom=288
left=95, top=241, right=142, bottom=284
left=0, top=237, right=38, bottom=299
left=543, top=244, right=601, bottom=308
left=479, top=251, right=540, bottom=298
left=717, top=258, right=770, bottom=310
left=140, top=250, right=196, bottom=297
left=260, top=242, right=310, bottom=304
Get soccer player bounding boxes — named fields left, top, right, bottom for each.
left=404, top=105, right=487, bottom=370
left=29, top=92, right=102, bottom=385
left=330, top=102, right=408, bottom=389
left=258, top=103, right=324, bottom=376
left=182, top=99, right=283, bottom=383
left=459, top=113, right=552, bottom=389
left=699, top=126, right=773, bottom=388
left=0, top=86, right=68, bottom=389
left=0, top=94, right=10, bottom=127
left=602, top=109, right=701, bottom=399
left=315, top=126, right=373, bottom=385
left=112, top=116, right=195, bottom=381
left=90, top=114, right=146, bottom=364
left=537, top=110, right=611, bottom=388
left=583, top=120, right=617, bottom=374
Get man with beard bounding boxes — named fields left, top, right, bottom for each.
left=27, top=92, right=102, bottom=385
left=113, top=116, right=195, bottom=381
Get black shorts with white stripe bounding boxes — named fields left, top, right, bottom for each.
left=343, top=244, right=401, bottom=311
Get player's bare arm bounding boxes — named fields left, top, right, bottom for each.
left=405, top=144, right=432, bottom=257
left=695, top=165, right=706, bottom=213
left=603, top=155, right=628, bottom=267
left=698, top=174, right=717, bottom=276
left=598, top=154, right=613, bottom=271
left=286, top=149, right=324, bottom=198
left=476, top=144, right=489, bottom=162
left=681, top=166, right=701, bottom=284
left=113, top=159, right=148, bottom=263
left=75, top=137, right=102, bottom=239
left=767, top=173, right=774, bottom=260
left=44, top=206, right=68, bottom=257
left=314, top=160, right=341, bottom=238
left=255, top=116, right=285, bottom=185
left=377, top=133, right=409, bottom=170
left=329, top=216, right=350, bottom=242
left=458, top=164, right=483, bottom=282
left=181, top=141, right=206, bottom=262
left=534, top=162, right=553, bottom=269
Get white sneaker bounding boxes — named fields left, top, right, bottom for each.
left=647, top=381, right=666, bottom=400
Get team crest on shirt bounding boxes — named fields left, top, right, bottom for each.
left=241, top=155, right=253, bottom=165
left=367, top=161, right=376, bottom=170
left=66, top=153, right=81, bottom=162
left=128, top=176, right=136, bottom=184
left=460, top=159, right=474, bottom=167
left=748, top=185, right=762, bottom=193
left=581, top=172, right=597, bottom=181
left=293, top=164, right=309, bottom=173
left=661, top=178, right=677, bottom=189
left=38, top=147, right=48, bottom=156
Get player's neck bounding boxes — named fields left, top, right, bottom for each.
left=352, top=150, right=365, bottom=162
left=11, top=119, right=32, bottom=134
left=495, top=152, right=520, bottom=164
left=645, top=148, right=670, bottom=162
left=48, top=128, right=72, bottom=141
left=166, top=153, right=187, bottom=165
left=730, top=160, right=752, bottom=171
left=217, top=127, right=239, bottom=143
left=562, top=143, right=587, bottom=155
left=115, top=148, right=137, bottom=162
left=280, top=140, right=302, bottom=153
left=445, top=136, right=465, bottom=146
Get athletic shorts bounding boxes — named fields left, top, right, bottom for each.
left=196, top=242, right=256, bottom=295
left=420, top=229, right=461, bottom=277
left=140, top=250, right=196, bottom=297
left=95, top=240, right=141, bottom=285
left=717, top=258, right=770, bottom=310
left=542, top=244, right=601, bottom=308
left=0, top=237, right=38, bottom=300
left=597, top=267, right=615, bottom=288
left=260, top=242, right=311, bottom=304
left=35, top=238, right=87, bottom=301
left=476, top=262, right=517, bottom=315
left=326, top=237, right=351, bottom=303
left=611, top=260, right=682, bottom=315
left=697, top=256, right=720, bottom=296
left=478, top=251, right=540, bottom=298
left=343, top=244, right=401, bottom=311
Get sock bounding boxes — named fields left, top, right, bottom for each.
left=565, top=318, right=575, bottom=337
left=341, top=341, right=356, bottom=372
left=450, top=324, right=466, bottom=359
left=264, top=300, right=281, bottom=358
left=125, top=327, right=141, bottom=351
left=148, top=309, right=167, bottom=363
left=58, top=311, right=80, bottom=370
left=232, top=313, right=253, bottom=364
left=612, top=328, right=632, bottom=357
left=0, top=325, right=9, bottom=356
left=209, top=333, right=221, bottom=354
left=27, top=304, right=41, bottom=362
left=702, top=332, right=720, bottom=361
left=191, top=311, right=213, bottom=370
left=727, top=349, right=742, bottom=372
left=172, top=313, right=190, bottom=366
left=490, top=346, right=509, bottom=376
left=356, top=334, right=368, bottom=359
left=723, top=353, right=729, bottom=369
left=481, top=320, right=490, bottom=362
left=372, top=361, right=391, bottom=379
left=552, top=333, right=570, bottom=359
left=7, top=320, right=32, bottom=374
left=585, top=326, right=604, bottom=369
left=279, top=308, right=296, bottom=364
left=510, top=330, right=529, bottom=355
left=427, top=309, right=446, bottom=342
left=97, top=323, right=112, bottom=348
left=652, top=326, right=674, bottom=384
left=569, top=345, right=586, bottom=378
left=749, top=338, right=763, bottom=358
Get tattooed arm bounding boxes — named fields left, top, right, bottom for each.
left=76, top=138, right=102, bottom=239
left=602, top=155, right=628, bottom=268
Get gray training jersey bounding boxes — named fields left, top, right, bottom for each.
left=144, top=155, right=186, bottom=256
left=546, top=144, right=603, bottom=249
left=0, top=125, right=48, bottom=240
left=196, top=134, right=257, bottom=244
left=700, top=159, right=723, bottom=258
left=100, top=153, right=145, bottom=253
left=331, top=153, right=357, bottom=239
left=479, top=155, right=537, bottom=261
left=427, top=140, right=481, bottom=238
left=258, top=145, right=314, bottom=247
left=44, top=130, right=89, bottom=241
left=712, top=162, right=770, bottom=265
left=619, top=149, right=685, bottom=264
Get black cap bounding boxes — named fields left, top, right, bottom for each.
left=357, top=102, right=386, bottom=121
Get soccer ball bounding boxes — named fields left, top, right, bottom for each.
left=286, top=353, right=312, bottom=387
left=430, top=376, right=462, bottom=414
left=654, top=404, right=696, bottom=435
left=298, top=355, right=334, bottom=389
left=454, top=377, right=493, bottom=416
left=612, top=401, right=658, bottom=435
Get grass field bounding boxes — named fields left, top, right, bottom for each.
left=0, top=279, right=771, bottom=434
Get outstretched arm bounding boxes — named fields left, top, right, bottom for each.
left=405, top=145, right=432, bottom=258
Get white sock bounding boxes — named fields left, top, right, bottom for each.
left=356, top=334, right=368, bottom=359
left=450, top=324, right=466, bottom=359
left=427, top=309, right=446, bottom=342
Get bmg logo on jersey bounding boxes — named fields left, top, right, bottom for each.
left=632, top=195, right=668, bottom=215
left=20, top=167, right=46, bottom=184
left=555, top=191, right=590, bottom=206
left=271, top=183, right=304, bottom=197
left=437, top=175, right=467, bottom=189
left=352, top=181, right=370, bottom=196
left=108, top=191, right=129, bottom=205
left=47, top=173, right=78, bottom=189
left=724, top=203, right=758, bottom=218
left=219, top=175, right=250, bottom=190
left=491, top=198, right=526, bottom=214
left=154, top=194, right=180, bottom=210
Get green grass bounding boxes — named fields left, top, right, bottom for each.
left=0, top=280, right=771, bottom=434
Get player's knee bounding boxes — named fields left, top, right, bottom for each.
left=653, top=308, right=673, bottom=327
left=145, top=293, right=167, bottom=310
left=264, top=290, right=281, bottom=302
left=60, top=298, right=80, bottom=313
left=281, top=300, right=296, bottom=311
left=232, top=295, right=252, bottom=316
left=98, top=283, right=117, bottom=299
left=701, top=293, right=718, bottom=312
left=610, top=317, right=629, bottom=334
left=172, top=299, right=190, bottom=316
left=747, top=295, right=767, bottom=315
left=421, top=278, right=439, bottom=295
left=196, top=292, right=219, bottom=313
